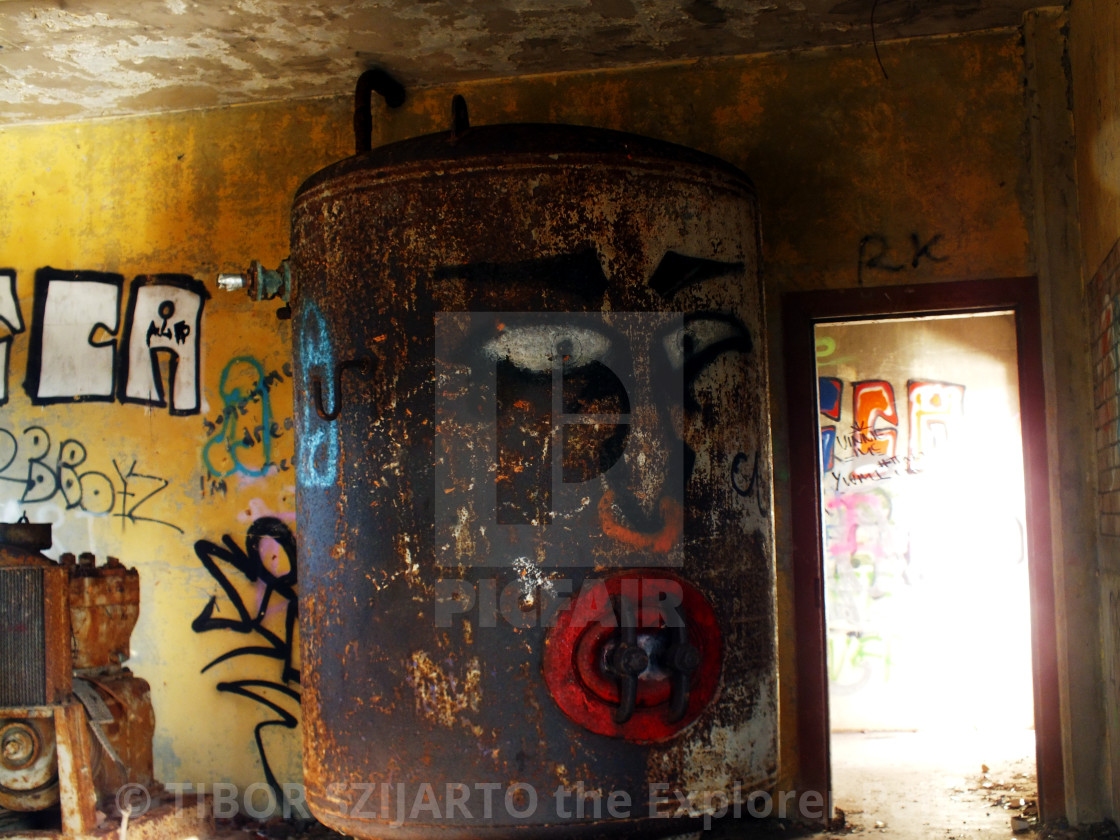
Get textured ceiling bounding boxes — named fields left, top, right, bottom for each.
left=0, top=0, right=1043, bottom=126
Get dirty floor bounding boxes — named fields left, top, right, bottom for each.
left=207, top=729, right=1117, bottom=840
left=827, top=728, right=1038, bottom=838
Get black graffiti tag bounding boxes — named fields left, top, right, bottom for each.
left=857, top=233, right=949, bottom=285
left=0, top=425, right=179, bottom=531
left=192, top=517, right=299, bottom=801
left=731, top=449, right=769, bottom=517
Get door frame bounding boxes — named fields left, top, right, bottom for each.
left=782, top=276, right=1064, bottom=820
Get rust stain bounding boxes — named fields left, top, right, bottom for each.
left=404, top=651, right=482, bottom=731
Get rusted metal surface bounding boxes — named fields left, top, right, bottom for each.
left=65, top=554, right=156, bottom=801
left=291, top=103, right=776, bottom=837
left=54, top=701, right=98, bottom=835
left=67, top=554, right=141, bottom=671
left=0, top=528, right=155, bottom=830
left=0, top=543, right=72, bottom=708
left=85, top=671, right=156, bottom=791
left=0, top=521, right=52, bottom=553
left=0, top=711, right=59, bottom=811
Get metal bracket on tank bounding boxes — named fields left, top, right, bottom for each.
left=312, top=357, right=375, bottom=421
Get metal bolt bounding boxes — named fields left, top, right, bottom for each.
left=613, top=644, right=649, bottom=676
left=217, top=273, right=247, bottom=292
left=667, top=643, right=702, bottom=674
left=1, top=725, right=36, bottom=769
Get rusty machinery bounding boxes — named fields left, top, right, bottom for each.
left=0, top=521, right=154, bottom=834
left=221, top=76, right=777, bottom=838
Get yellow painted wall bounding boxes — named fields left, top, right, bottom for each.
left=0, top=100, right=352, bottom=796
left=0, top=28, right=1034, bottom=805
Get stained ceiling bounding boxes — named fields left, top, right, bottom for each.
left=0, top=0, right=1045, bottom=126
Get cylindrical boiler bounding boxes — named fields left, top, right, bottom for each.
left=291, top=99, right=776, bottom=838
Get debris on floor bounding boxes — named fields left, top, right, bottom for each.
left=1035, top=819, right=1120, bottom=840
left=214, top=814, right=342, bottom=840
left=206, top=809, right=1120, bottom=840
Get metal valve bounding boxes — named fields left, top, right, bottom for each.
left=216, top=259, right=292, bottom=305
left=608, top=595, right=649, bottom=724
left=544, top=571, right=722, bottom=741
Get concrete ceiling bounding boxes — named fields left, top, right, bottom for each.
left=0, top=0, right=1044, bottom=126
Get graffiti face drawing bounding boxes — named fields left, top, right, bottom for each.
left=435, top=249, right=759, bottom=572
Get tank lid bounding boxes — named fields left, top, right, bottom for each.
left=296, top=116, right=756, bottom=200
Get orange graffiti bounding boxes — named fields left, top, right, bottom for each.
left=598, top=490, right=683, bottom=554
left=852, top=380, right=898, bottom=457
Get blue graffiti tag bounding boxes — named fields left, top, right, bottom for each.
left=296, top=301, right=337, bottom=488
left=202, top=356, right=274, bottom=478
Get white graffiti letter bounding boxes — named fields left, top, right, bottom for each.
left=120, top=276, right=208, bottom=415
left=27, top=270, right=121, bottom=403
left=0, top=270, right=25, bottom=404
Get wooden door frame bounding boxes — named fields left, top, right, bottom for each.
left=782, top=276, right=1064, bottom=820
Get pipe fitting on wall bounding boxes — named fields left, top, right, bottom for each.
left=216, top=259, right=291, bottom=303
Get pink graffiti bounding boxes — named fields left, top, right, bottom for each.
left=237, top=498, right=296, bottom=620
left=824, top=489, right=894, bottom=562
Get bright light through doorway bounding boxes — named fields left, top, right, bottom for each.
left=815, top=312, right=1037, bottom=834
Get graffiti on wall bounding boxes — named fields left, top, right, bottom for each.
left=851, top=380, right=899, bottom=457
left=907, top=380, right=965, bottom=459
left=856, top=232, right=949, bottom=285
left=0, top=424, right=181, bottom=531
left=824, top=487, right=901, bottom=693
left=295, top=301, right=337, bottom=489
left=0, top=270, right=26, bottom=405
left=819, top=372, right=964, bottom=482
left=192, top=514, right=299, bottom=801
left=202, top=356, right=295, bottom=479
left=818, top=369, right=965, bottom=693
left=19, top=269, right=208, bottom=414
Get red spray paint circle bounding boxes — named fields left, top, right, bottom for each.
left=542, top=570, right=722, bottom=742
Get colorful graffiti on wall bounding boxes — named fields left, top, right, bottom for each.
left=0, top=265, right=307, bottom=794
left=202, top=356, right=296, bottom=480
left=818, top=368, right=966, bottom=692
left=819, top=375, right=964, bottom=483
left=0, top=424, right=181, bottom=531
left=0, top=269, right=211, bottom=536
left=824, top=487, right=901, bottom=694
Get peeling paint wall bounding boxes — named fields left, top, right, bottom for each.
left=0, top=29, right=1043, bottom=808
left=0, top=0, right=1045, bottom=126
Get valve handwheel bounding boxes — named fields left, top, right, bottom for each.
left=542, top=571, right=722, bottom=742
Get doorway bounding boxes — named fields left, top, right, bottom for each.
left=783, top=278, right=1063, bottom=824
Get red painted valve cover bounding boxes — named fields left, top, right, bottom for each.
left=543, top=570, right=721, bottom=742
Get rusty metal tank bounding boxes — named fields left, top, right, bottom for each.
left=290, top=95, right=776, bottom=838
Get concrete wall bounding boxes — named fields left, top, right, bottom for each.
left=1071, top=0, right=1120, bottom=821
left=0, top=23, right=1094, bottom=816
